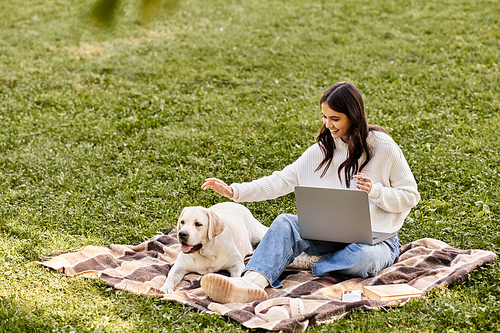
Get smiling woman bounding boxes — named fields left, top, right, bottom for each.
left=320, top=104, right=352, bottom=141
left=316, top=82, right=389, bottom=187
left=200, top=82, right=420, bottom=304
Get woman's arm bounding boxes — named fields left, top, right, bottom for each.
left=229, top=166, right=299, bottom=202
left=203, top=144, right=322, bottom=202
left=201, top=168, right=297, bottom=202
left=368, top=179, right=420, bottom=214
left=353, top=170, right=419, bottom=214
left=368, top=149, right=420, bottom=213
left=360, top=132, right=420, bottom=214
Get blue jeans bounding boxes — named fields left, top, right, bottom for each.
left=243, top=214, right=401, bottom=288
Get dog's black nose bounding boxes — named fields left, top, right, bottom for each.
left=178, top=230, right=189, bottom=240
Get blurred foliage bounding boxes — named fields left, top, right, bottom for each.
left=89, top=0, right=181, bottom=26
left=90, top=0, right=121, bottom=27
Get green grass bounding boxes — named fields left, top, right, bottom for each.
left=1, top=0, right=499, bottom=331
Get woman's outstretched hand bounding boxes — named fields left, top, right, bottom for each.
left=353, top=173, right=372, bottom=193
left=201, top=178, right=234, bottom=198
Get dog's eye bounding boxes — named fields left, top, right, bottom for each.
left=180, top=220, right=185, bottom=225
left=194, top=222, right=203, bottom=227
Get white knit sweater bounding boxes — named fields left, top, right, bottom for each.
left=230, top=131, right=420, bottom=233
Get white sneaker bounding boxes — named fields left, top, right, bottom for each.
left=200, top=274, right=268, bottom=303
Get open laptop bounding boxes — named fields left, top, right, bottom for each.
left=294, top=186, right=396, bottom=245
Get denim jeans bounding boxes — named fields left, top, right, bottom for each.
left=243, top=214, right=401, bottom=288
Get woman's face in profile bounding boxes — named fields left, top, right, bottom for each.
left=321, top=103, right=352, bottom=142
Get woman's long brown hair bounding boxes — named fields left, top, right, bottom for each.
left=316, top=82, right=386, bottom=187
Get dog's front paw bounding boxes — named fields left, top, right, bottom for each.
left=159, top=283, right=175, bottom=294
left=162, top=287, right=175, bottom=294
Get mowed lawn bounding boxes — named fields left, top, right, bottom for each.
left=1, top=0, right=499, bottom=331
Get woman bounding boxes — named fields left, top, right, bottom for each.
left=200, top=82, right=420, bottom=304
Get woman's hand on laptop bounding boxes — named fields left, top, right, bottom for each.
left=353, top=173, right=372, bottom=193
left=202, top=178, right=234, bottom=198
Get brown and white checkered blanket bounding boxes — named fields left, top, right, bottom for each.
left=36, top=230, right=496, bottom=332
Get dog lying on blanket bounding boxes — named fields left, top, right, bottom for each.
left=160, top=202, right=269, bottom=294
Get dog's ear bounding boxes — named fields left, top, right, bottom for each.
left=208, top=210, right=225, bottom=240
left=177, top=207, right=189, bottom=230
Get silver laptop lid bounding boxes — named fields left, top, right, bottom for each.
left=295, top=186, right=394, bottom=245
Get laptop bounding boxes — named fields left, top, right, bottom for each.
left=294, top=186, right=396, bottom=245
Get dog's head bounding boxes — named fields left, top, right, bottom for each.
left=176, top=206, right=225, bottom=254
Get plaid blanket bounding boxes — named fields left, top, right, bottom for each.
left=36, top=230, right=496, bottom=332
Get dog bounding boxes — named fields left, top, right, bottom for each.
left=160, top=202, right=268, bottom=294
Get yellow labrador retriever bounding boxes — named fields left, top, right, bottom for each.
left=160, top=202, right=268, bottom=294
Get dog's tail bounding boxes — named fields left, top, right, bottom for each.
left=249, top=221, right=269, bottom=247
